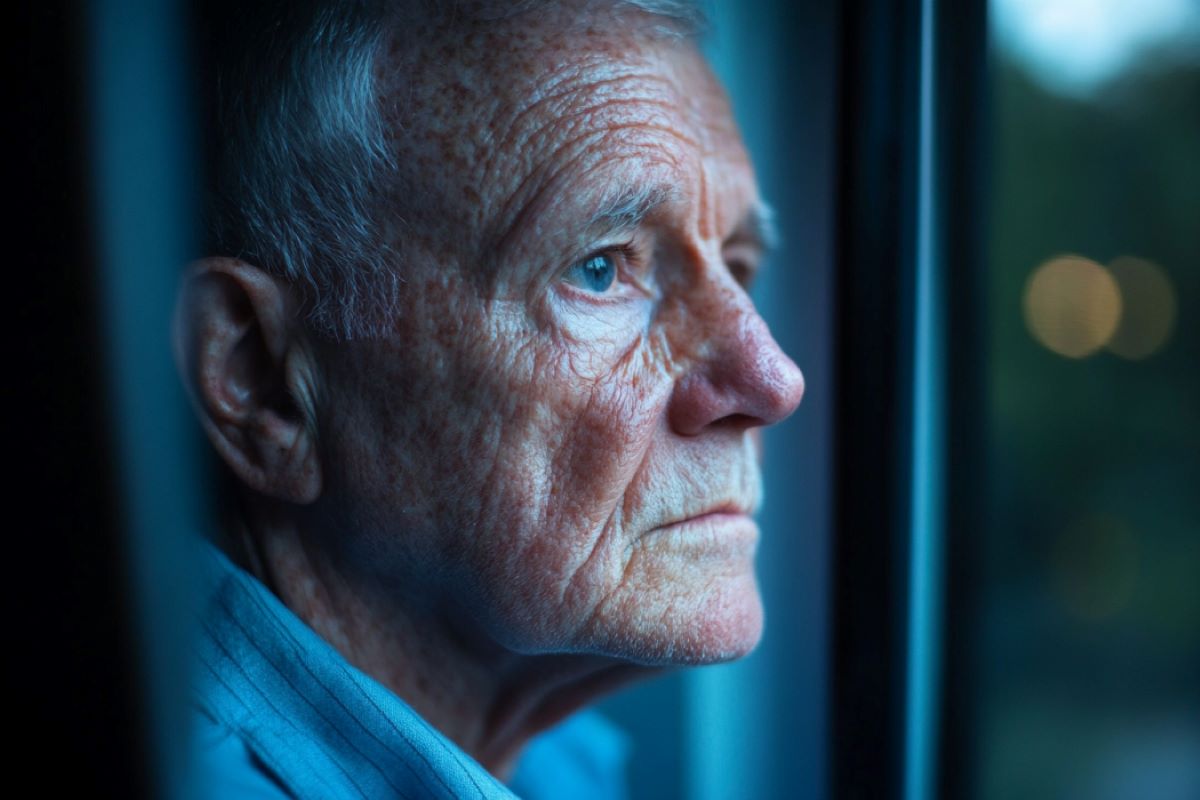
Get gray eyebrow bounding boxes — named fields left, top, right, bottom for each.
left=586, top=183, right=678, bottom=238
left=584, top=184, right=779, bottom=254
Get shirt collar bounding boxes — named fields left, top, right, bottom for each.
left=191, top=541, right=518, bottom=800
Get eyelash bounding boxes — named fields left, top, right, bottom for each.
left=607, top=242, right=643, bottom=277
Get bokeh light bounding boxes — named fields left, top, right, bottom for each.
left=993, top=0, right=1200, bottom=98
left=1023, top=255, right=1123, bottom=358
left=1105, top=256, right=1177, bottom=360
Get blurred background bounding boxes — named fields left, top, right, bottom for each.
left=977, top=1, right=1199, bottom=798
left=12, top=0, right=1197, bottom=798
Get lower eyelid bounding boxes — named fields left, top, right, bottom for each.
left=558, top=281, right=639, bottom=304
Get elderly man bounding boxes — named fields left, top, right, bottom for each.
left=177, top=0, right=804, bottom=797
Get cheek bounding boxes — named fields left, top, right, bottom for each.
left=466, top=309, right=764, bottom=664
left=572, top=428, right=766, bottom=664
left=464, top=326, right=675, bottom=650
left=313, top=292, right=516, bottom=582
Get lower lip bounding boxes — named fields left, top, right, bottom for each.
left=649, top=512, right=759, bottom=554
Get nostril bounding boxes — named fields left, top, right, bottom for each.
left=714, top=412, right=761, bottom=430
left=667, top=344, right=805, bottom=436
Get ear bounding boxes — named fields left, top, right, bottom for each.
left=173, top=257, right=322, bottom=504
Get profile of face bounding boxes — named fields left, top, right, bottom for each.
left=259, top=6, right=805, bottom=669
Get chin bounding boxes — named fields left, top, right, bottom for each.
left=668, top=573, right=766, bottom=665
left=582, top=571, right=766, bottom=667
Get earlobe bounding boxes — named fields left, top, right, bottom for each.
left=173, top=258, right=323, bottom=505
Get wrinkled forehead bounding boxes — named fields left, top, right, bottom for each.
left=377, top=4, right=755, bottom=248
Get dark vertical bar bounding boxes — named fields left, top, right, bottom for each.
left=933, top=0, right=989, bottom=798
left=830, top=0, right=989, bottom=796
left=830, top=0, right=923, bottom=797
left=11, top=4, right=151, bottom=797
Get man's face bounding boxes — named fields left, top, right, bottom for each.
left=312, top=8, right=804, bottom=666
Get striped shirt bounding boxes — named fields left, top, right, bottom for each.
left=190, top=543, right=629, bottom=799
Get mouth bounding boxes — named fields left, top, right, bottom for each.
left=644, top=506, right=760, bottom=557
left=649, top=502, right=755, bottom=533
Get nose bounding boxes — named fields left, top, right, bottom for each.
left=667, top=284, right=805, bottom=437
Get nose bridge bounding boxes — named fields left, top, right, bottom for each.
left=666, top=261, right=805, bottom=434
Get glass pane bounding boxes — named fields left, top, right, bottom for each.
left=977, top=1, right=1200, bottom=798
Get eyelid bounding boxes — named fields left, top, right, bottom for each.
left=722, top=242, right=764, bottom=290
left=727, top=260, right=755, bottom=289
left=611, top=242, right=656, bottom=295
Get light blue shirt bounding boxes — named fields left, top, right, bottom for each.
left=190, top=543, right=629, bottom=799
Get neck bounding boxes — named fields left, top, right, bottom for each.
left=229, top=503, right=657, bottom=779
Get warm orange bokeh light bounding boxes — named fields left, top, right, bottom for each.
left=1023, top=255, right=1122, bottom=358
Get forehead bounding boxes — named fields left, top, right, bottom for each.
left=379, top=6, right=756, bottom=245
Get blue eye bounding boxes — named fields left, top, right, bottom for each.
left=567, top=253, right=617, bottom=293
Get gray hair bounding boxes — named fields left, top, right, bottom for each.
left=200, top=0, right=704, bottom=340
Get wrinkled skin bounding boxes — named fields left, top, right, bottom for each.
left=195, top=1, right=805, bottom=775
left=306, top=5, right=803, bottom=669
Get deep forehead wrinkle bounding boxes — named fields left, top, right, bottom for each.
left=478, top=51, right=717, bottom=253
left=375, top=5, right=753, bottom=282
left=498, top=83, right=677, bottom=186
left=483, top=118, right=697, bottom=265
left=485, top=62, right=696, bottom=194
left=484, top=137, right=685, bottom=273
